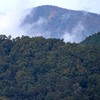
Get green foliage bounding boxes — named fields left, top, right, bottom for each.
left=0, top=34, right=100, bottom=100
left=81, top=32, right=100, bottom=46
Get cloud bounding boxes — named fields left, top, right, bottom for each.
left=62, top=32, right=76, bottom=43
left=0, top=9, right=31, bottom=38
left=0, top=0, right=100, bottom=42
left=62, top=21, right=86, bottom=43
left=0, top=0, right=34, bottom=37
left=22, top=16, right=51, bottom=38
left=22, top=15, right=86, bottom=43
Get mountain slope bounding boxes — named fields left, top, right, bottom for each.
left=21, top=5, right=100, bottom=42
left=0, top=34, right=100, bottom=100
left=81, top=32, right=100, bottom=46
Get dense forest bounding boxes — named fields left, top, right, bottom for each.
left=0, top=32, right=100, bottom=100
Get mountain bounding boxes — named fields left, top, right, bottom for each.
left=0, top=33, right=100, bottom=100
left=21, top=5, right=100, bottom=42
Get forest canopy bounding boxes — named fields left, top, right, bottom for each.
left=0, top=32, right=100, bottom=100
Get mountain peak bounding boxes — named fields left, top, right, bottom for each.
left=21, top=5, right=100, bottom=42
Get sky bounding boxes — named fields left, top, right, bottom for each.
left=0, top=0, right=100, bottom=14
left=0, top=0, right=100, bottom=41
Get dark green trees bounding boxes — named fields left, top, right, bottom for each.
left=0, top=33, right=100, bottom=100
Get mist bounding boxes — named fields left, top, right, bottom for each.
left=0, top=7, right=97, bottom=43
left=21, top=16, right=52, bottom=38
left=0, top=0, right=99, bottom=42
left=21, top=16, right=86, bottom=43
left=0, top=0, right=33, bottom=37
left=0, top=10, right=32, bottom=38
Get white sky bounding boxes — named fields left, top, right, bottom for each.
left=0, top=0, right=100, bottom=14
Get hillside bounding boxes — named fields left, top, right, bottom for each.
left=81, top=32, right=100, bottom=46
left=0, top=33, right=100, bottom=100
left=21, top=5, right=100, bottom=42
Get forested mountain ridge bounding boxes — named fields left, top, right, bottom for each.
left=21, top=5, right=100, bottom=42
left=81, top=32, right=100, bottom=46
left=0, top=32, right=100, bottom=100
